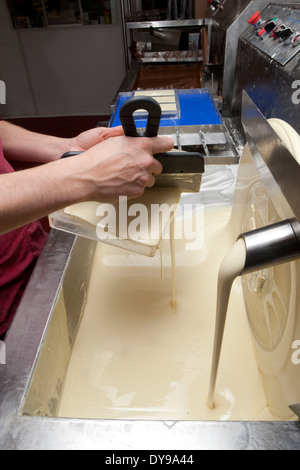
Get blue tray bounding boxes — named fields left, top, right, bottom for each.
left=109, top=89, right=223, bottom=129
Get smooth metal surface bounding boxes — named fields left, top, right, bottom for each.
left=232, top=91, right=300, bottom=419
left=126, top=19, right=209, bottom=29
left=148, top=171, right=202, bottom=192
left=232, top=3, right=300, bottom=132
left=240, top=218, right=300, bottom=274
left=207, top=0, right=252, bottom=29
left=241, top=91, right=300, bottom=222
left=120, top=0, right=130, bottom=72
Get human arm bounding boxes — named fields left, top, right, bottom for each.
left=0, top=120, right=124, bottom=163
left=0, top=134, right=174, bottom=235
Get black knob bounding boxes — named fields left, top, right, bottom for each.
left=264, top=19, right=278, bottom=33
left=279, top=26, right=294, bottom=41
left=272, top=24, right=286, bottom=39
left=209, top=0, right=221, bottom=11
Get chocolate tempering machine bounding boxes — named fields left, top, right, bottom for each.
left=0, top=1, right=300, bottom=450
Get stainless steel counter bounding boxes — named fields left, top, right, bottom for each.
left=0, top=207, right=299, bottom=450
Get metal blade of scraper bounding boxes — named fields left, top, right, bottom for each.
left=241, top=90, right=300, bottom=221
left=153, top=149, right=204, bottom=191
left=119, top=96, right=204, bottom=192
left=289, top=403, right=300, bottom=419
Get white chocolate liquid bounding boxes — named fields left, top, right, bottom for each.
left=57, top=207, right=279, bottom=421
left=207, top=237, right=246, bottom=409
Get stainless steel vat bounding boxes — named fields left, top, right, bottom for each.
left=0, top=185, right=299, bottom=450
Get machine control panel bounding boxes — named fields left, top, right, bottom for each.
left=242, top=4, right=300, bottom=65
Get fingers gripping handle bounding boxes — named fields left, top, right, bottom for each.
left=61, top=96, right=162, bottom=159
left=118, top=96, right=204, bottom=174
left=60, top=96, right=204, bottom=176
left=119, top=96, right=162, bottom=138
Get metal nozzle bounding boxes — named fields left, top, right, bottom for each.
left=238, top=218, right=300, bottom=275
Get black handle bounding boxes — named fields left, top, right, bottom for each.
left=119, top=96, right=161, bottom=137
left=60, top=150, right=204, bottom=174
left=61, top=151, right=83, bottom=158
left=155, top=151, right=204, bottom=174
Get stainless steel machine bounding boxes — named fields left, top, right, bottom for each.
left=231, top=91, right=300, bottom=420
left=119, top=0, right=300, bottom=116
left=232, top=2, right=300, bottom=133
left=0, top=2, right=300, bottom=450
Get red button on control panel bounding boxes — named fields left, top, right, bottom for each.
left=248, top=11, right=261, bottom=25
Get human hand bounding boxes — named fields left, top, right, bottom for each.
left=65, top=126, right=124, bottom=153
left=72, top=133, right=174, bottom=202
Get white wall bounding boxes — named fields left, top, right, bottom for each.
left=0, top=2, right=126, bottom=117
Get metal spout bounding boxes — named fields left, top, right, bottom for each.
left=238, top=218, right=300, bottom=275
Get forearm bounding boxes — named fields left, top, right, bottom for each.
left=0, top=134, right=174, bottom=235
left=0, top=121, right=67, bottom=163
left=0, top=121, right=125, bottom=164
left=0, top=151, right=148, bottom=234
left=0, top=157, right=87, bottom=234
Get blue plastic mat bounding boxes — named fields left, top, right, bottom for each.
left=109, top=89, right=223, bottom=129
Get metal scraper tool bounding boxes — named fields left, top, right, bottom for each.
left=119, top=96, right=204, bottom=192
left=61, top=96, right=204, bottom=192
